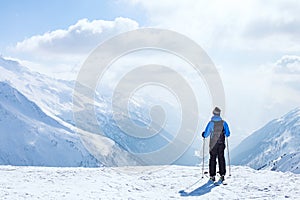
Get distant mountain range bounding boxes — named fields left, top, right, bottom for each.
left=1, top=56, right=299, bottom=172
left=231, top=108, right=300, bottom=173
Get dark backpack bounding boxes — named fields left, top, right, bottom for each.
left=209, top=120, right=225, bottom=149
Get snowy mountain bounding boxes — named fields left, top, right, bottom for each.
left=0, top=57, right=173, bottom=167
left=0, top=165, right=299, bottom=199
left=231, top=108, right=300, bottom=173
left=0, top=56, right=198, bottom=166
left=0, top=81, right=143, bottom=167
left=0, top=81, right=98, bottom=166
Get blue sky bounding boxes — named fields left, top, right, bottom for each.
left=0, top=0, right=146, bottom=51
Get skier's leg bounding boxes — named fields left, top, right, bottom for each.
left=209, top=146, right=217, bottom=177
left=218, top=143, right=226, bottom=176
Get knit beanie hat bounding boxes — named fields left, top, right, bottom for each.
left=213, top=107, right=221, bottom=116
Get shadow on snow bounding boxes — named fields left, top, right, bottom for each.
left=179, top=180, right=217, bottom=197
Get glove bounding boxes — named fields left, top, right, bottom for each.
left=202, top=131, right=205, bottom=138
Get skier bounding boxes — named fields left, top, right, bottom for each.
left=202, top=107, right=230, bottom=182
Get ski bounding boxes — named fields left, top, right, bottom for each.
left=214, top=180, right=227, bottom=186
left=213, top=180, right=222, bottom=186
left=213, top=175, right=227, bottom=186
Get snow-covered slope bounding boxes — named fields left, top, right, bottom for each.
left=0, top=165, right=299, bottom=199
left=269, top=152, right=300, bottom=174
left=0, top=81, right=100, bottom=166
left=0, top=81, right=141, bottom=167
left=231, top=108, right=300, bottom=173
left=0, top=56, right=74, bottom=123
left=0, top=81, right=143, bottom=167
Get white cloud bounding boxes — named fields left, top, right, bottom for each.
left=269, top=55, right=300, bottom=107
left=8, top=17, right=139, bottom=79
left=274, top=55, right=300, bottom=74
left=128, top=0, right=300, bottom=53
left=213, top=55, right=300, bottom=145
left=13, top=17, right=139, bottom=57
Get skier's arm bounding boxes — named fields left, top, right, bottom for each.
left=203, top=121, right=213, bottom=138
left=223, top=121, right=230, bottom=137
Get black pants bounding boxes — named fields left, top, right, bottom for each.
left=209, top=143, right=226, bottom=177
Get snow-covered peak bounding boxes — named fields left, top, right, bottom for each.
left=0, top=56, right=26, bottom=73
left=0, top=56, right=74, bottom=122
left=231, top=107, right=300, bottom=172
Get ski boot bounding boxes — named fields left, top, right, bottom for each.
left=219, top=175, right=225, bottom=182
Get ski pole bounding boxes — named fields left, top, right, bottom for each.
left=226, top=137, right=231, bottom=176
left=184, top=178, right=202, bottom=191
left=202, top=138, right=205, bottom=178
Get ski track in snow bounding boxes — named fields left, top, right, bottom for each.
left=0, top=165, right=299, bottom=200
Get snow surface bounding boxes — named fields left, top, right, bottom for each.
left=0, top=165, right=299, bottom=200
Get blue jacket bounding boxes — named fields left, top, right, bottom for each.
left=203, top=115, right=230, bottom=138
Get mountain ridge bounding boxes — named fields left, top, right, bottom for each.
left=231, top=107, right=300, bottom=173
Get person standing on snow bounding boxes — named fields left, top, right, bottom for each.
left=202, top=107, right=230, bottom=182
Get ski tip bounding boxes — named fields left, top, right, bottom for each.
left=179, top=190, right=189, bottom=196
